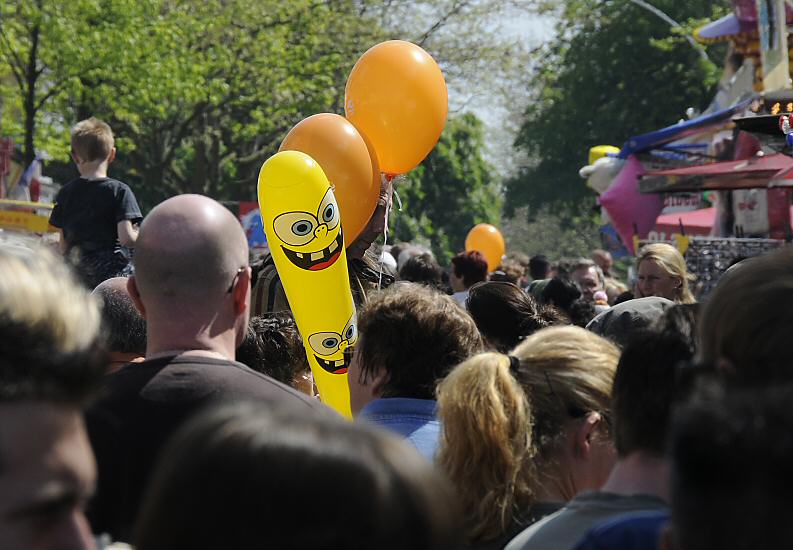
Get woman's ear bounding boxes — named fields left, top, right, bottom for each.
left=573, top=411, right=603, bottom=459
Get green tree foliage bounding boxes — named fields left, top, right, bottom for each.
left=66, top=0, right=385, bottom=208
left=502, top=205, right=601, bottom=259
left=0, top=0, right=147, bottom=165
left=505, top=0, right=730, bottom=216
left=391, top=113, right=502, bottom=264
left=0, top=0, right=387, bottom=207
left=1, top=0, right=525, bottom=215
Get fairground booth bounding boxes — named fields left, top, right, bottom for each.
left=580, top=0, right=793, bottom=296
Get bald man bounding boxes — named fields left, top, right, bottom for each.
left=85, top=195, right=326, bottom=542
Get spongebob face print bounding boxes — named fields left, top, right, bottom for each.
left=273, top=188, right=343, bottom=271
left=258, top=150, right=356, bottom=417
left=307, top=314, right=357, bottom=374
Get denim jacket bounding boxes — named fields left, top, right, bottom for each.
left=359, top=398, right=441, bottom=462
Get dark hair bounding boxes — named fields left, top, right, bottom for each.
left=567, top=298, right=598, bottom=328
left=356, top=282, right=482, bottom=399
left=488, top=270, right=512, bottom=283
left=135, top=402, right=461, bottom=550
left=541, top=276, right=580, bottom=312
left=612, top=304, right=699, bottom=457
left=350, top=247, right=396, bottom=306
left=0, top=246, right=106, bottom=405
left=652, top=303, right=699, bottom=351
left=699, top=247, right=793, bottom=385
left=236, top=313, right=308, bottom=386
left=466, top=282, right=566, bottom=353
left=529, top=255, right=550, bottom=280
left=399, top=253, right=444, bottom=290
left=670, top=385, right=793, bottom=550
left=451, top=251, right=488, bottom=288
left=613, top=291, right=634, bottom=305
left=95, top=283, right=146, bottom=355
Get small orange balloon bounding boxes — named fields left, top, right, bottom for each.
left=465, top=224, right=506, bottom=272
left=280, top=114, right=380, bottom=243
left=345, top=40, right=448, bottom=175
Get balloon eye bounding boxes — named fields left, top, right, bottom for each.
left=322, top=338, right=339, bottom=349
left=345, top=326, right=355, bottom=340
left=323, top=204, right=335, bottom=223
left=292, top=221, right=313, bottom=236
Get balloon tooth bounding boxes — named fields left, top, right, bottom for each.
left=311, top=252, right=323, bottom=261
left=329, top=240, right=338, bottom=253
left=295, top=252, right=303, bottom=258
left=336, top=360, right=344, bottom=367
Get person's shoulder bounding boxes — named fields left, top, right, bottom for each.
left=171, top=356, right=328, bottom=412
left=506, top=492, right=669, bottom=550
left=573, top=511, right=669, bottom=550
left=503, top=513, right=552, bottom=550
left=252, top=254, right=291, bottom=315
left=504, top=505, right=569, bottom=549
left=101, top=177, right=134, bottom=192
left=55, top=177, right=81, bottom=196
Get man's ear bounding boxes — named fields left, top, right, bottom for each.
left=108, top=147, right=117, bottom=164
left=573, top=411, right=603, bottom=459
left=127, top=276, right=146, bottom=318
left=232, top=267, right=252, bottom=315
left=368, top=368, right=388, bottom=396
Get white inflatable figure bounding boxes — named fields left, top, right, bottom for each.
left=579, top=149, right=625, bottom=226
left=580, top=155, right=625, bottom=195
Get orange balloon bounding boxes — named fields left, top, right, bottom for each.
left=465, top=224, right=506, bottom=273
left=280, top=113, right=380, bottom=243
left=345, top=40, right=448, bottom=175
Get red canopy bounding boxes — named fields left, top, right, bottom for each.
left=654, top=205, right=793, bottom=237
left=654, top=208, right=716, bottom=237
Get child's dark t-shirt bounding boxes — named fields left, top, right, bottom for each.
left=49, top=177, right=142, bottom=255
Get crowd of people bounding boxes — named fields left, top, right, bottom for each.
left=1, top=117, right=791, bottom=550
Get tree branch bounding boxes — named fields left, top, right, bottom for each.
left=415, top=0, right=471, bottom=47
left=0, top=27, right=27, bottom=89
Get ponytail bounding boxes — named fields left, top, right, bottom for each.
left=437, top=352, right=535, bottom=542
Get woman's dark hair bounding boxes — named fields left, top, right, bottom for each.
left=236, top=312, right=308, bottom=386
left=451, top=251, right=488, bottom=288
left=466, top=282, right=567, bottom=353
left=399, top=253, right=444, bottom=290
left=135, top=402, right=461, bottom=550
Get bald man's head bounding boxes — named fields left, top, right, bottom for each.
left=133, top=195, right=248, bottom=310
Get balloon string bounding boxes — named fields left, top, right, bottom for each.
left=378, top=226, right=388, bottom=290
left=378, top=174, right=404, bottom=289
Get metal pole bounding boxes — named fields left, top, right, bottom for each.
left=627, top=0, right=711, bottom=62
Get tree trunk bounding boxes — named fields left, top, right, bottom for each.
left=23, top=23, right=40, bottom=167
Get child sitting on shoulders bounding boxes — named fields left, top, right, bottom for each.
left=50, top=117, right=142, bottom=288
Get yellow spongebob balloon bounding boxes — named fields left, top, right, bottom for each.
left=257, top=150, right=355, bottom=417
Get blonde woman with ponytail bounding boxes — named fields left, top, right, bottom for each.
left=437, top=326, right=619, bottom=549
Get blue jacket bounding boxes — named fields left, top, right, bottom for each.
left=359, top=398, right=441, bottom=462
